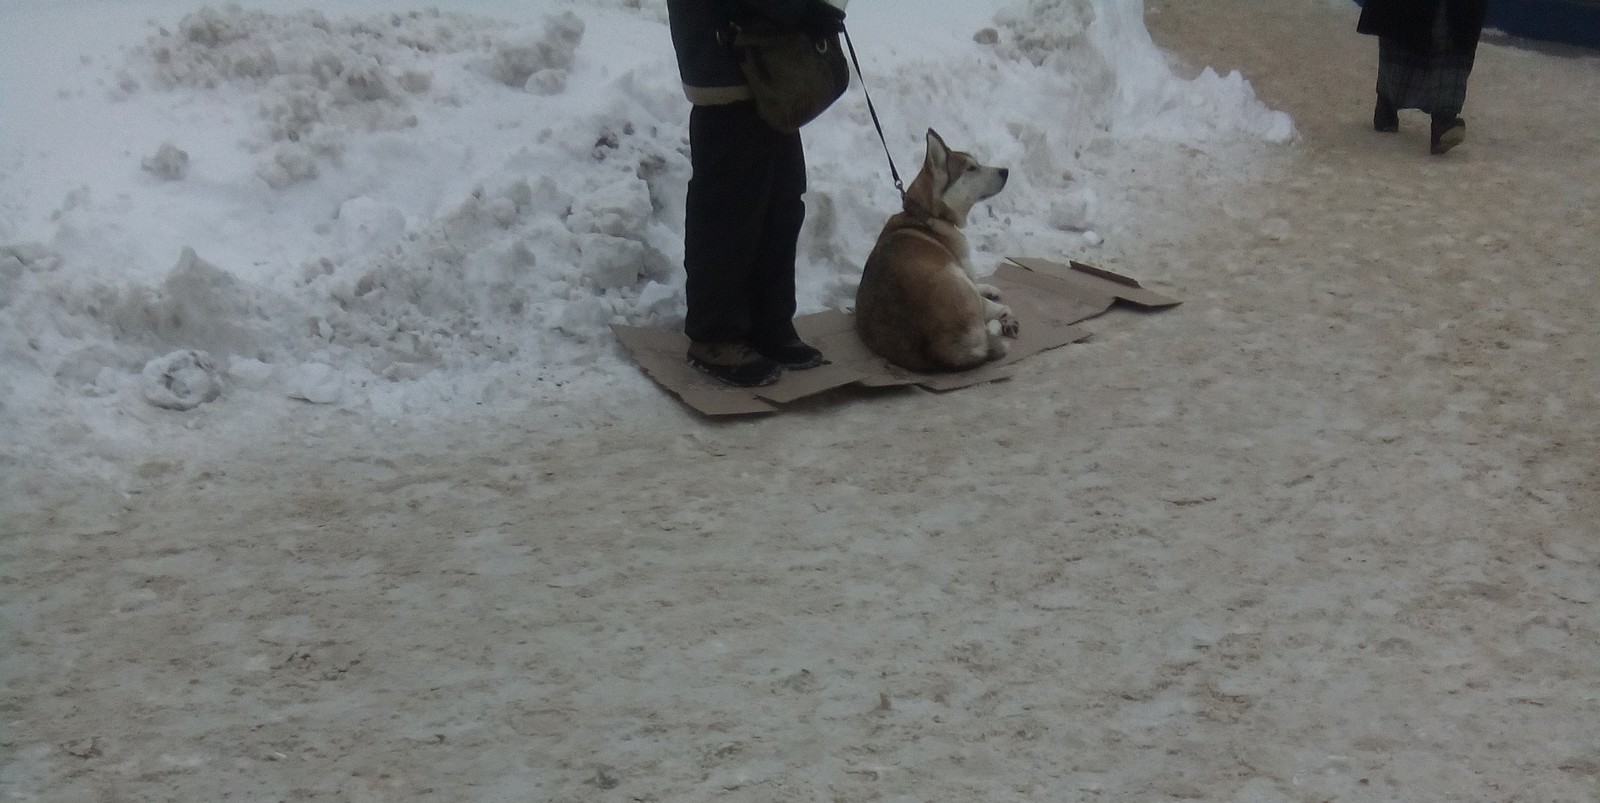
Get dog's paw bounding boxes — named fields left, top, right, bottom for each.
left=998, top=311, right=1020, bottom=338
left=977, top=283, right=1003, bottom=302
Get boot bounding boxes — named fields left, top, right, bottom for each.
left=687, top=341, right=782, bottom=387
left=1373, top=94, right=1399, bottom=133
left=751, top=338, right=827, bottom=370
left=1430, top=114, right=1466, bottom=155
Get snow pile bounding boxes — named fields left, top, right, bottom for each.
left=0, top=0, right=1293, bottom=483
left=137, top=6, right=503, bottom=187
left=303, top=168, right=680, bottom=383
left=990, top=0, right=1293, bottom=142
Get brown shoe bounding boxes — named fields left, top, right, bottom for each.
left=687, top=341, right=782, bottom=387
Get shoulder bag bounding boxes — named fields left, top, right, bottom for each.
left=726, top=3, right=850, bottom=133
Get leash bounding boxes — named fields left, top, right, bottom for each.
left=841, top=26, right=904, bottom=200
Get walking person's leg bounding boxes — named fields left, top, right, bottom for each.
left=1374, top=85, right=1400, bottom=133
left=1374, top=34, right=1419, bottom=133
left=1426, top=0, right=1473, bottom=154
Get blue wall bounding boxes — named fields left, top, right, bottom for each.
left=1354, top=0, right=1600, bottom=51
left=1485, top=0, right=1600, bottom=49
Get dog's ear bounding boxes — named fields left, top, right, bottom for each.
left=924, top=129, right=949, bottom=185
left=925, top=129, right=948, bottom=163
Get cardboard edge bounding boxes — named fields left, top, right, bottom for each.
left=991, top=261, right=1117, bottom=316
left=915, top=365, right=1017, bottom=391
left=1006, top=256, right=1181, bottom=309
left=752, top=362, right=871, bottom=404
left=1065, top=259, right=1141, bottom=288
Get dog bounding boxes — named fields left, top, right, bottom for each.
left=855, top=129, right=1017, bottom=373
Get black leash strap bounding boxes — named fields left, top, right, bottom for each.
left=842, top=26, right=904, bottom=200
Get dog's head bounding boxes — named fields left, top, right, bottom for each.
left=904, top=128, right=1009, bottom=227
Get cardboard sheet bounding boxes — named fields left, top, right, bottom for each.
left=613, top=256, right=1180, bottom=415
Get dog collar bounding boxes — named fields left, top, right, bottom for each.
left=902, top=197, right=935, bottom=223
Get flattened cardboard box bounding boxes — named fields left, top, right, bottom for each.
left=613, top=257, right=1180, bottom=415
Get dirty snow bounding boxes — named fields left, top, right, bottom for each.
left=3, top=0, right=1597, bottom=800
left=1, top=0, right=1291, bottom=486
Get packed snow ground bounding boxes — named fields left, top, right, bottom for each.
left=4, top=0, right=1599, bottom=801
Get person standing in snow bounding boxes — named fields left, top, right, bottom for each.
left=666, top=0, right=844, bottom=387
left=1357, top=0, right=1487, bottom=155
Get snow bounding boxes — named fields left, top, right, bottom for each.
left=1, top=0, right=1290, bottom=488
left=8, top=0, right=1597, bottom=800
left=139, top=348, right=224, bottom=410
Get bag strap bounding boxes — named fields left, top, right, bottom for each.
left=842, top=26, right=904, bottom=200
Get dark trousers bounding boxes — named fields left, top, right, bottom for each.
left=683, top=100, right=806, bottom=347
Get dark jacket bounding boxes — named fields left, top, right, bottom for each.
left=1357, top=0, right=1488, bottom=53
left=666, top=0, right=833, bottom=105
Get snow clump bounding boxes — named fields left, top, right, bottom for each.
left=141, top=349, right=224, bottom=410
left=141, top=142, right=191, bottom=180
left=137, top=5, right=501, bottom=186
left=486, top=10, right=585, bottom=94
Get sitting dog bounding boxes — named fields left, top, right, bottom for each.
left=855, top=129, right=1017, bottom=373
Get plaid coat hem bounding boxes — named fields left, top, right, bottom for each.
left=1375, top=2, right=1477, bottom=115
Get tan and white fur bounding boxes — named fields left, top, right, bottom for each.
left=855, top=129, right=1016, bottom=373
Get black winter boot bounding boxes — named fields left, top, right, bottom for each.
left=1430, top=114, right=1466, bottom=155
left=1374, top=94, right=1399, bottom=133
left=687, top=341, right=783, bottom=387
left=752, top=338, right=826, bottom=370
